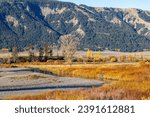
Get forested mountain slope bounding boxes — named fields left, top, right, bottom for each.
left=0, top=0, right=150, bottom=51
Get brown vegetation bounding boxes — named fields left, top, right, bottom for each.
left=5, top=62, right=150, bottom=100
left=12, top=75, right=46, bottom=80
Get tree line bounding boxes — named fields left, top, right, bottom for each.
left=0, top=34, right=79, bottom=64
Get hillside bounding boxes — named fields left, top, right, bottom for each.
left=0, top=0, right=150, bottom=51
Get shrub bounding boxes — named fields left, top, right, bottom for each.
left=77, top=58, right=83, bottom=62
left=110, top=56, right=118, bottom=62
left=93, top=51, right=101, bottom=62
left=119, top=55, right=126, bottom=62
left=139, top=61, right=145, bottom=66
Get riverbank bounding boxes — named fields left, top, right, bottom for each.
left=5, top=62, right=150, bottom=100
left=0, top=68, right=104, bottom=99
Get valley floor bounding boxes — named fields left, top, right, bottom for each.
left=0, top=61, right=149, bottom=100
left=0, top=67, right=103, bottom=99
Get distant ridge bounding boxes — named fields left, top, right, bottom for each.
left=0, top=0, right=150, bottom=51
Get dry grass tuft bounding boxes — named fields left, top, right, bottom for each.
left=0, top=64, right=17, bottom=68
left=12, top=75, right=46, bottom=80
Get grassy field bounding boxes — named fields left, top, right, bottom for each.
left=3, top=61, right=150, bottom=100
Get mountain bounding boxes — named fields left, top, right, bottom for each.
left=0, top=0, right=150, bottom=52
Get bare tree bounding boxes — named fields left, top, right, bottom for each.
left=43, top=43, right=54, bottom=61
left=11, top=47, right=18, bottom=63
left=28, top=44, right=35, bottom=62
left=39, top=47, right=44, bottom=62
left=44, top=43, right=49, bottom=61
left=48, top=44, right=53, bottom=58
left=59, top=34, right=80, bottom=63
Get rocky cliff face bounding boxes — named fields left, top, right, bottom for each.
left=0, top=0, right=150, bottom=51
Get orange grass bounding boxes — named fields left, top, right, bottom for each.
left=0, top=64, right=16, bottom=68
left=4, top=62, right=150, bottom=100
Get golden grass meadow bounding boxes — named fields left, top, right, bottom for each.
left=3, top=61, right=150, bottom=100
